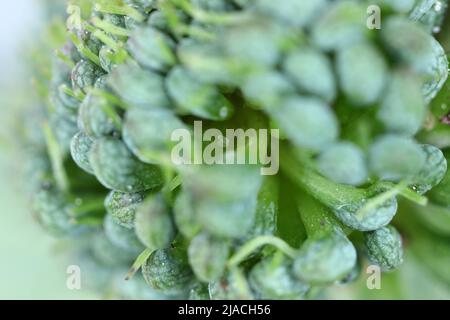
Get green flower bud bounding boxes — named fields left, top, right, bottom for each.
left=192, top=0, right=232, bottom=11
left=382, top=16, right=449, bottom=96
left=142, top=247, right=194, bottom=295
left=364, top=225, right=404, bottom=271
left=293, top=229, right=357, bottom=284
left=91, top=232, right=136, bottom=267
left=99, top=46, right=116, bottom=73
left=317, top=142, right=368, bottom=186
left=76, top=29, right=102, bottom=57
left=337, top=42, right=388, bottom=106
left=249, top=253, right=309, bottom=299
left=70, top=131, right=95, bottom=174
left=123, top=108, right=187, bottom=164
left=89, top=137, right=163, bottom=192
left=51, top=90, right=78, bottom=117
left=105, top=190, right=146, bottom=229
left=252, top=0, right=328, bottom=27
left=312, top=0, right=367, bottom=50
left=135, top=194, right=175, bottom=249
left=124, top=0, right=154, bottom=12
left=177, top=40, right=237, bottom=85
left=188, top=232, right=230, bottom=282
left=295, top=192, right=357, bottom=284
left=104, top=213, right=144, bottom=255
left=25, top=151, right=53, bottom=192
left=223, top=19, right=287, bottom=66
left=61, top=40, right=82, bottom=63
left=428, top=150, right=450, bottom=206
left=33, top=186, right=87, bottom=237
left=109, top=63, right=170, bottom=109
left=51, top=59, right=79, bottom=110
left=377, top=70, right=425, bottom=136
left=271, top=96, right=339, bottom=151
left=71, top=60, right=105, bottom=92
left=332, top=183, right=398, bottom=231
left=166, top=66, right=234, bottom=121
left=49, top=112, right=78, bottom=153
left=181, top=165, right=262, bottom=238
left=127, top=26, right=176, bottom=71
left=174, top=191, right=201, bottom=240
left=411, top=0, right=448, bottom=33
left=242, top=70, right=295, bottom=111
left=283, top=48, right=336, bottom=103
left=411, top=144, right=447, bottom=194
left=421, top=36, right=448, bottom=102
left=369, top=135, right=426, bottom=181
left=78, top=93, right=119, bottom=138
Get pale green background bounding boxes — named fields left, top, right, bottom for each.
left=0, top=0, right=97, bottom=299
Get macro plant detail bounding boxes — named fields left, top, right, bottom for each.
left=21, top=0, right=450, bottom=299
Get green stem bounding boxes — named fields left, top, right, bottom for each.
left=172, top=0, right=250, bottom=25
left=280, top=147, right=364, bottom=208
left=85, top=88, right=123, bottom=130
left=158, top=0, right=182, bottom=32
left=83, top=22, right=124, bottom=52
left=161, top=166, right=176, bottom=204
left=125, top=248, right=153, bottom=280
left=282, top=147, right=427, bottom=223
left=71, top=197, right=106, bottom=216
left=55, top=49, right=75, bottom=68
left=69, top=33, right=102, bottom=67
left=400, top=187, right=428, bottom=206
left=99, top=102, right=123, bottom=130
left=376, top=181, right=428, bottom=206
left=91, top=16, right=132, bottom=37
left=175, top=24, right=216, bottom=41
left=74, top=87, right=86, bottom=101
left=93, top=29, right=122, bottom=51
left=43, top=122, right=68, bottom=192
left=163, top=175, right=182, bottom=192
left=90, top=88, right=129, bottom=110
left=355, top=182, right=406, bottom=221
left=59, top=84, right=83, bottom=101
left=227, top=235, right=299, bottom=268
left=297, top=190, right=346, bottom=237
left=228, top=267, right=253, bottom=300
left=93, top=3, right=145, bottom=22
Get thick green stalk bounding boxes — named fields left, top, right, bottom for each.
left=281, top=147, right=364, bottom=208
left=296, top=190, right=348, bottom=237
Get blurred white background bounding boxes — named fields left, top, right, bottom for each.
left=0, top=1, right=40, bottom=90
